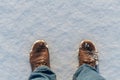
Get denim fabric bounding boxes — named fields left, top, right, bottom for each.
left=29, top=64, right=105, bottom=80
left=29, top=66, right=56, bottom=80
left=73, top=64, right=105, bottom=80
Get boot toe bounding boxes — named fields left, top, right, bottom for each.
left=32, top=40, right=48, bottom=52
left=80, top=40, right=96, bottom=51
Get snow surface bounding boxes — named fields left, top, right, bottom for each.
left=0, top=0, right=120, bottom=80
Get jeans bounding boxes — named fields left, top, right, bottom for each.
left=29, top=64, right=105, bottom=80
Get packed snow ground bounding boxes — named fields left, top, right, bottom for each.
left=0, top=0, right=120, bottom=80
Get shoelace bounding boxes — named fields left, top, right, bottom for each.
left=81, top=50, right=99, bottom=62
left=34, top=60, right=47, bottom=68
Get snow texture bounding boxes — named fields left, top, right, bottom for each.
left=0, top=0, right=120, bottom=80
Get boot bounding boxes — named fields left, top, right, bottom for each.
left=30, top=40, right=50, bottom=71
left=78, top=40, right=98, bottom=68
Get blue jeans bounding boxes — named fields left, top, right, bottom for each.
left=29, top=64, right=105, bottom=80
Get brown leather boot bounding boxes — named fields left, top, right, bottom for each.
left=78, top=40, right=98, bottom=68
left=30, top=40, right=50, bottom=71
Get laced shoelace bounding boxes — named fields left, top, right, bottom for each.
left=81, top=50, right=99, bottom=63
left=34, top=60, right=47, bottom=68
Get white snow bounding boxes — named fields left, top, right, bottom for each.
left=0, top=0, right=120, bottom=80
